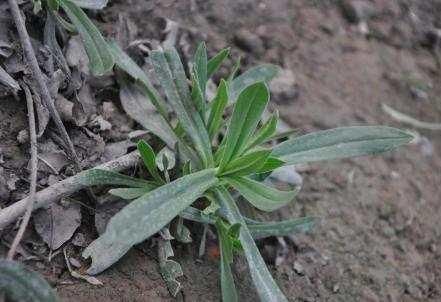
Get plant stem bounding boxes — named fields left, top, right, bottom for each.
left=7, top=0, right=81, bottom=171
left=7, top=85, right=37, bottom=261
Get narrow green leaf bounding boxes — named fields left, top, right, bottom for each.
left=245, top=112, right=278, bottom=151
left=119, top=84, right=176, bottom=147
left=271, top=126, right=414, bottom=165
left=83, top=169, right=218, bottom=274
left=0, top=260, right=59, bottom=302
left=213, top=187, right=288, bottom=302
left=194, top=42, right=208, bottom=98
left=215, top=220, right=239, bottom=302
left=60, top=0, right=114, bottom=75
left=228, top=56, right=241, bottom=83
left=219, top=150, right=271, bottom=177
left=207, top=48, right=230, bottom=78
left=70, top=0, right=108, bottom=9
left=180, top=206, right=214, bottom=224
left=255, top=157, right=285, bottom=174
left=207, top=79, right=229, bottom=140
left=229, top=64, right=280, bottom=101
left=151, top=48, right=213, bottom=167
left=79, top=169, right=156, bottom=188
left=219, top=82, right=270, bottom=169
left=182, top=161, right=192, bottom=176
left=180, top=207, right=315, bottom=240
left=52, top=11, right=77, bottom=33
left=108, top=187, right=154, bottom=200
left=108, top=41, right=168, bottom=117
left=248, top=217, right=317, bottom=239
left=226, top=176, right=298, bottom=212
left=137, top=140, right=164, bottom=184
left=191, top=72, right=206, bottom=118
left=174, top=217, right=192, bottom=243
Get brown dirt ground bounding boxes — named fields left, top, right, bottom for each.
left=1, top=0, right=441, bottom=301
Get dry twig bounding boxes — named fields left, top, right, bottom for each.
left=0, top=152, right=140, bottom=230
left=7, top=0, right=81, bottom=170
left=7, top=84, right=38, bottom=260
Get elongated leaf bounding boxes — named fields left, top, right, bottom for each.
left=70, top=0, right=108, bottom=9
left=60, top=0, right=114, bottom=75
left=180, top=207, right=315, bottom=239
left=194, top=42, right=208, bottom=98
left=83, top=169, right=218, bottom=274
left=191, top=72, right=205, bottom=117
left=207, top=48, right=230, bottom=78
left=119, top=84, right=176, bottom=147
left=249, top=217, right=317, bottom=239
left=219, top=150, right=270, bottom=177
left=180, top=206, right=214, bottom=224
left=108, top=41, right=168, bottom=117
left=0, top=260, right=59, bottom=302
left=207, top=79, right=229, bottom=140
left=272, top=126, right=414, bottom=165
left=213, top=187, right=288, bottom=302
left=226, top=176, right=298, bottom=212
left=151, top=48, right=213, bottom=167
left=228, top=56, right=241, bottom=83
left=230, top=64, right=280, bottom=101
left=219, top=82, right=269, bottom=169
left=215, top=220, right=239, bottom=302
left=108, top=187, right=153, bottom=200
left=255, top=157, right=284, bottom=174
left=245, top=112, right=278, bottom=151
left=79, top=169, right=156, bottom=188
left=137, top=140, right=164, bottom=184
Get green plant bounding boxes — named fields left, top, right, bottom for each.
left=35, top=0, right=114, bottom=75
left=77, top=42, right=413, bottom=301
left=0, top=260, right=59, bottom=302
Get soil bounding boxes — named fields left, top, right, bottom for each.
left=1, top=0, right=441, bottom=301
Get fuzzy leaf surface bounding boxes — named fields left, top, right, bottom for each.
left=151, top=48, right=213, bottom=167
left=137, top=140, right=164, bottom=183
left=213, top=187, right=288, bottom=302
left=219, top=150, right=270, bottom=177
left=207, top=48, right=230, bottom=78
left=60, top=0, right=114, bottom=75
left=83, top=169, right=218, bottom=274
left=79, top=169, right=156, bottom=188
left=0, top=260, right=59, bottom=302
left=229, top=64, right=279, bottom=101
left=272, top=126, right=414, bottom=165
left=216, top=220, right=239, bottom=302
left=226, top=176, right=298, bottom=212
left=207, top=79, right=229, bottom=140
left=108, top=187, right=154, bottom=200
left=120, top=84, right=176, bottom=147
left=219, top=82, right=269, bottom=169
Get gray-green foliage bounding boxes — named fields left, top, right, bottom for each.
left=42, top=0, right=114, bottom=75
left=0, top=260, right=59, bottom=302
left=80, top=42, right=413, bottom=301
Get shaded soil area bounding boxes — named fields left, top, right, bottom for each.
left=1, top=0, right=441, bottom=301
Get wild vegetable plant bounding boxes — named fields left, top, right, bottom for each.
left=77, top=42, right=414, bottom=301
